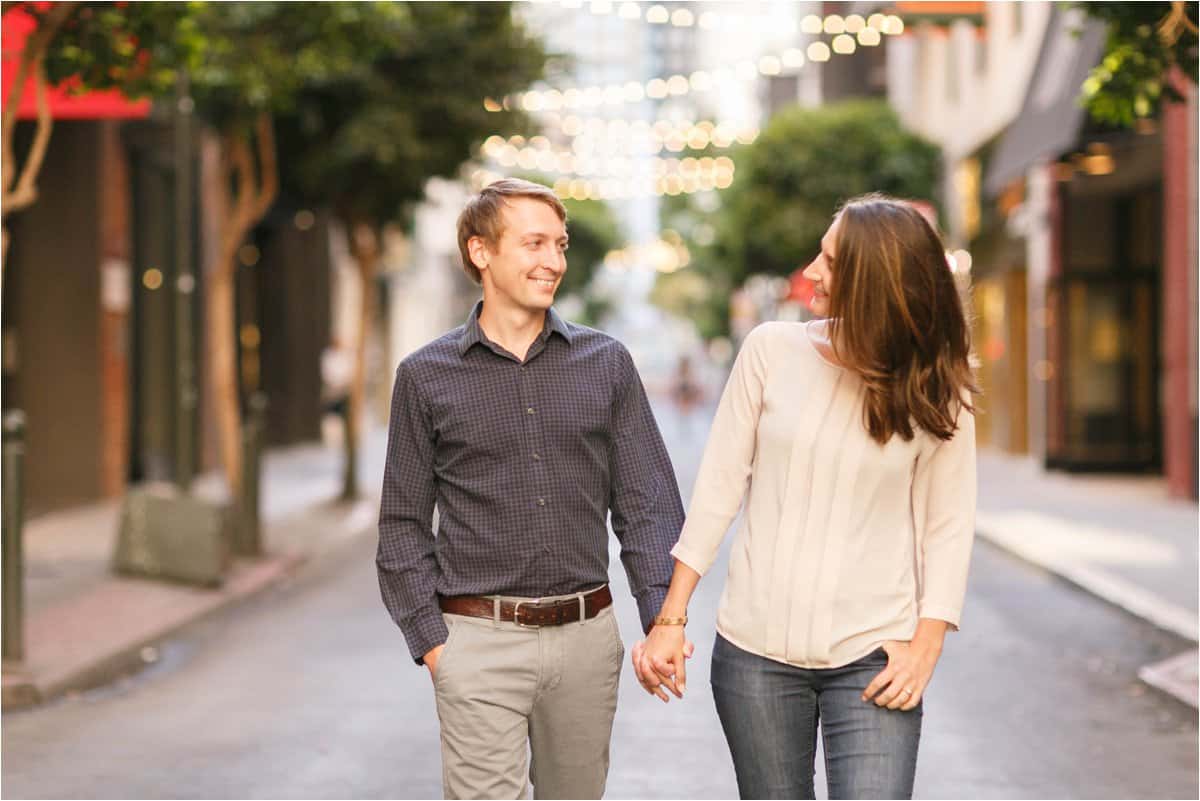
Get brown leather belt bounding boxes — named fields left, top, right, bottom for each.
left=439, top=585, right=612, bottom=627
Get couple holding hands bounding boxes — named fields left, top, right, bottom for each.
left=378, top=178, right=976, bottom=800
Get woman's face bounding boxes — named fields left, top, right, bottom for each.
left=801, top=214, right=840, bottom=318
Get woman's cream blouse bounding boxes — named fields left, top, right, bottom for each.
left=670, top=320, right=976, bottom=668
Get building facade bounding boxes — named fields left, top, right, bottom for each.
left=886, top=2, right=1198, bottom=498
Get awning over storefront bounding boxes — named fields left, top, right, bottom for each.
left=1, top=6, right=151, bottom=120
left=983, top=8, right=1107, bottom=197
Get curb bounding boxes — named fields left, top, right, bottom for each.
left=1138, top=650, right=1200, bottom=709
left=976, top=511, right=1198, bottom=711
left=1, top=552, right=306, bottom=712
left=975, top=512, right=1199, bottom=643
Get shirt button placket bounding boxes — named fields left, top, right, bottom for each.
left=520, top=361, right=549, bottom=520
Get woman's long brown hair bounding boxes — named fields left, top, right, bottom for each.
left=827, top=194, right=978, bottom=444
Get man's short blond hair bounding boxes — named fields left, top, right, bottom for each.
left=456, top=178, right=568, bottom=284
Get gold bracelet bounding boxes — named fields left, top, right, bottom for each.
left=653, top=615, right=688, bottom=626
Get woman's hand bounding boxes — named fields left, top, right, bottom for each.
left=861, top=619, right=949, bottom=711
left=631, top=627, right=694, bottom=703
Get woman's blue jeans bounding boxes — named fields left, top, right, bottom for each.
left=711, top=633, right=922, bottom=800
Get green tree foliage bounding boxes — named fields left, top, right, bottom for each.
left=276, top=2, right=547, bottom=226
left=652, top=100, right=940, bottom=339
left=650, top=188, right=730, bottom=341
left=559, top=197, right=622, bottom=326
left=558, top=197, right=621, bottom=299
left=35, top=2, right=204, bottom=96
left=44, top=2, right=445, bottom=495
left=1076, top=2, right=1198, bottom=127
left=713, top=100, right=940, bottom=284
left=265, top=3, right=548, bottom=498
left=518, top=173, right=623, bottom=324
left=2, top=2, right=204, bottom=263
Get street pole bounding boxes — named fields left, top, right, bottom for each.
left=174, top=70, right=197, bottom=490
left=3, top=411, right=26, bottom=661
left=237, top=392, right=268, bottom=557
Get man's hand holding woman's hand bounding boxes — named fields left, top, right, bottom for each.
left=631, top=626, right=693, bottom=703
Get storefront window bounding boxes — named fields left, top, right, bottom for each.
left=1050, top=183, right=1161, bottom=470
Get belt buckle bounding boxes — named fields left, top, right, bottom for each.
left=512, top=599, right=543, bottom=629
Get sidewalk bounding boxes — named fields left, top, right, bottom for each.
left=1, top=427, right=388, bottom=711
left=974, top=447, right=1199, bottom=707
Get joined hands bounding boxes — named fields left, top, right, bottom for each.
left=631, top=625, right=694, bottom=703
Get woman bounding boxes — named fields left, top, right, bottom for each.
left=634, top=194, right=978, bottom=800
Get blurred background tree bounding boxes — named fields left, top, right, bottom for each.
left=179, top=2, right=399, bottom=499
left=2, top=2, right=202, bottom=267
left=274, top=1, right=548, bottom=498
left=1076, top=1, right=1198, bottom=127
left=24, top=1, right=548, bottom=499
left=558, top=197, right=622, bottom=325
left=517, top=173, right=624, bottom=328
left=652, top=100, right=941, bottom=339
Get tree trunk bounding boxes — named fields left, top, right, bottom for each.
left=1, top=3, right=75, bottom=274
left=208, top=263, right=242, bottom=496
left=206, top=115, right=278, bottom=502
left=342, top=221, right=381, bottom=500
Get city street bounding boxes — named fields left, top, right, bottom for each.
left=2, top=3, right=1197, bottom=799
left=2, top=401, right=1196, bottom=800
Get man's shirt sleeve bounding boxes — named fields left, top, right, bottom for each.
left=607, top=344, right=685, bottom=633
left=377, top=362, right=447, bottom=664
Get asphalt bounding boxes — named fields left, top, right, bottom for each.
left=1, top=431, right=386, bottom=711
left=1, top=393, right=1196, bottom=718
left=1, top=403, right=1195, bottom=799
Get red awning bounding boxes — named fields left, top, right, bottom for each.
left=1, top=4, right=151, bottom=120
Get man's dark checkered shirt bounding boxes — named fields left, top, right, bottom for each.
left=377, top=302, right=684, bottom=664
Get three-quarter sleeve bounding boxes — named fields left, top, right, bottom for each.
left=670, top=323, right=771, bottom=575
left=910, top=403, right=977, bottom=630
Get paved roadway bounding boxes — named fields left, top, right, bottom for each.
left=3, top=403, right=1197, bottom=799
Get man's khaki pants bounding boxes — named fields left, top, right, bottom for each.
left=433, top=598, right=625, bottom=800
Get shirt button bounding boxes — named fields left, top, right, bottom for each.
left=536, top=498, right=546, bottom=507
left=526, top=407, right=536, bottom=415
left=532, top=452, right=542, bottom=461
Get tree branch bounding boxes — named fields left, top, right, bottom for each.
left=250, top=111, right=278, bottom=222
left=2, top=3, right=75, bottom=203
left=230, top=129, right=258, bottom=248
left=5, top=59, right=55, bottom=213
left=1161, top=1, right=1199, bottom=45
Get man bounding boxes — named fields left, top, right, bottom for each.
left=377, top=178, right=686, bottom=800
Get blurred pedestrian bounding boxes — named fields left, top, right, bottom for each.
left=633, top=194, right=979, bottom=800
left=669, top=353, right=706, bottom=440
left=670, top=354, right=703, bottom=413
left=376, top=178, right=687, bottom=800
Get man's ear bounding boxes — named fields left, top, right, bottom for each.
left=467, top=236, right=491, bottom=274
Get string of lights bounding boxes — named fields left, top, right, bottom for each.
left=475, top=8, right=907, bottom=202
left=484, top=12, right=903, bottom=112
left=554, top=1, right=903, bottom=41
left=472, top=155, right=736, bottom=201
left=480, top=135, right=739, bottom=178
left=481, top=118, right=758, bottom=162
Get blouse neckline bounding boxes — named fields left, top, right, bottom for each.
left=803, top=319, right=845, bottom=370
